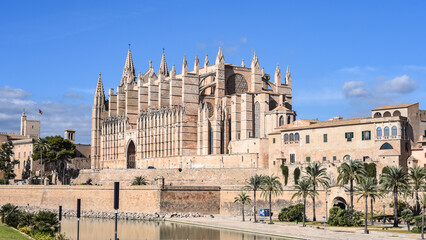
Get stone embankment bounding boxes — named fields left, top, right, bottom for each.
left=2, top=205, right=206, bottom=221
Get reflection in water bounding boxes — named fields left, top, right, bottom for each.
left=60, top=217, right=292, bottom=240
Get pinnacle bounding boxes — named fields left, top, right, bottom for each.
left=182, top=55, right=188, bottom=74
left=96, top=72, right=104, bottom=94
left=241, top=59, right=245, bottom=67
left=251, top=51, right=260, bottom=69
left=158, top=53, right=169, bottom=77
left=215, top=47, right=225, bottom=65
left=204, top=54, right=209, bottom=67
left=194, top=55, right=200, bottom=71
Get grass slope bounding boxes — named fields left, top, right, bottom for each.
left=0, top=224, right=30, bottom=240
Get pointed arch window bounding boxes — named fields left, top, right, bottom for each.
left=254, top=102, right=260, bottom=138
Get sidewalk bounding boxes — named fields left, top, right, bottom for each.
left=167, top=215, right=421, bottom=240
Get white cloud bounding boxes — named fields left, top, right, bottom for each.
left=241, top=37, right=248, bottom=43
left=380, top=75, right=416, bottom=94
left=342, top=81, right=370, bottom=98
left=0, top=86, right=32, bottom=98
left=402, top=65, right=426, bottom=71
left=63, top=92, right=84, bottom=100
left=339, top=66, right=375, bottom=73
left=195, top=42, right=207, bottom=50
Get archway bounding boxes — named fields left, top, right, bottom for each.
left=332, top=197, right=347, bottom=210
left=127, top=140, right=136, bottom=169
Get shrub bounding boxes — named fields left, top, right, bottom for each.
left=31, top=231, right=56, bottom=240
left=280, top=165, right=289, bottom=186
left=19, top=226, right=33, bottom=235
left=294, top=167, right=300, bottom=184
left=33, top=211, right=59, bottom=236
left=390, top=200, right=413, bottom=217
left=19, top=211, right=35, bottom=228
left=132, top=176, right=148, bottom=185
left=414, top=215, right=425, bottom=230
left=412, top=227, right=421, bottom=233
left=328, top=207, right=363, bottom=226
left=278, top=204, right=304, bottom=222
left=0, top=179, right=6, bottom=185
left=0, top=203, right=22, bottom=228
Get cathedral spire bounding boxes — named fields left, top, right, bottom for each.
left=96, top=72, right=105, bottom=94
left=204, top=54, right=209, bottom=68
left=95, top=72, right=105, bottom=106
left=182, top=55, right=187, bottom=75
left=215, top=47, right=225, bottom=65
left=194, top=55, right=199, bottom=73
left=158, top=52, right=169, bottom=77
left=251, top=51, right=260, bottom=69
left=121, top=47, right=136, bottom=85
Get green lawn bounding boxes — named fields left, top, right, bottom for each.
left=0, top=224, right=30, bottom=240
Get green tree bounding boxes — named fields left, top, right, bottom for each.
left=355, top=177, right=380, bottom=234
left=33, top=136, right=75, bottom=185
left=304, top=162, right=329, bottom=221
left=409, top=166, right=426, bottom=215
left=0, top=203, right=21, bottom=228
left=401, top=209, right=414, bottom=231
left=261, top=175, right=283, bottom=224
left=380, top=166, right=409, bottom=227
left=280, top=165, right=289, bottom=186
left=337, top=159, right=366, bottom=209
left=363, top=162, right=379, bottom=225
left=132, top=176, right=148, bottom=185
left=0, top=141, right=18, bottom=184
left=244, top=174, right=264, bottom=222
left=234, top=192, right=252, bottom=222
left=292, top=178, right=316, bottom=227
left=294, top=167, right=301, bottom=184
left=33, top=211, right=59, bottom=236
left=33, top=138, right=50, bottom=184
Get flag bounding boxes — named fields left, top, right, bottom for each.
left=39, top=109, right=43, bottom=115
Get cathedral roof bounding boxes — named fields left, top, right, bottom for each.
left=372, top=103, right=418, bottom=111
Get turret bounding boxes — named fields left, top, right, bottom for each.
left=94, top=73, right=105, bottom=106
left=215, top=47, right=225, bottom=65
left=20, top=110, right=27, bottom=136
left=91, top=72, right=105, bottom=169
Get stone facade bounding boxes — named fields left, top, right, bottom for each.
left=91, top=48, right=295, bottom=169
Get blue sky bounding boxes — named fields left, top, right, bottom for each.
left=1, top=1, right=425, bottom=144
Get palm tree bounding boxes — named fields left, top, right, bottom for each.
left=234, top=192, right=252, bottom=221
left=304, top=162, right=329, bottom=221
left=292, top=178, right=317, bottom=227
left=261, top=175, right=283, bottom=224
left=34, top=138, right=49, bottom=185
left=132, top=176, right=148, bottom=185
left=244, top=174, right=264, bottom=222
left=380, top=166, right=409, bottom=227
left=337, top=159, right=366, bottom=209
left=355, top=177, right=380, bottom=234
left=409, top=166, right=426, bottom=215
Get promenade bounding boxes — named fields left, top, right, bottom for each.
left=168, top=215, right=420, bottom=240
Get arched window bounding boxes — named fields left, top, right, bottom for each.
left=376, top=127, right=382, bottom=138
left=289, top=133, right=294, bottom=142
left=295, top=133, right=300, bottom=143
left=279, top=116, right=284, bottom=126
left=393, top=110, right=401, bottom=117
left=391, top=126, right=397, bottom=137
left=254, top=102, right=260, bottom=138
left=284, top=134, right=289, bottom=144
left=383, top=111, right=391, bottom=117
left=384, top=127, right=390, bottom=137
left=374, top=112, right=382, bottom=118
left=343, top=155, right=351, bottom=161
left=226, top=74, right=248, bottom=95
left=380, top=142, right=393, bottom=150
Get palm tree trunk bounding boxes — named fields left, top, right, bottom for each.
left=269, top=191, right=272, bottom=224
left=254, top=190, right=257, bottom=222
left=242, top=204, right=245, bottom=222
left=421, top=205, right=424, bottom=240
left=393, top=188, right=398, bottom=227
left=313, top=185, right=316, bottom=221
left=365, top=196, right=368, bottom=234
left=416, top=190, right=420, bottom=215
left=370, top=198, right=374, bottom=225
left=303, top=198, right=306, bottom=227
left=350, top=179, right=354, bottom=209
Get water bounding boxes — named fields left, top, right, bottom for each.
left=60, top=217, right=292, bottom=240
